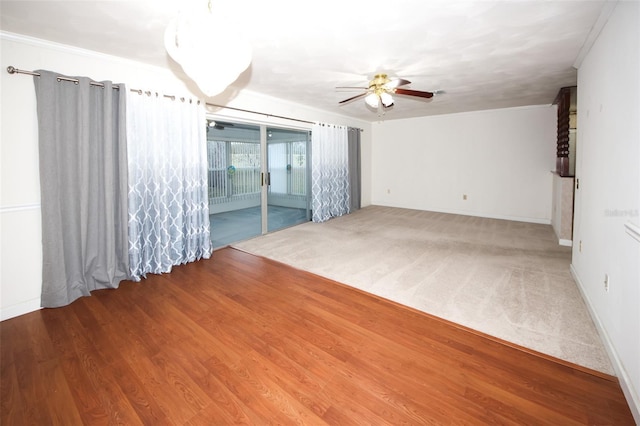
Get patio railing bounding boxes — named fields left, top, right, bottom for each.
left=207, top=139, right=308, bottom=213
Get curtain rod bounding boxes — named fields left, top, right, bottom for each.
left=7, top=66, right=200, bottom=103
left=8, top=66, right=362, bottom=131
left=206, top=102, right=364, bottom=132
left=7, top=66, right=120, bottom=89
left=206, top=102, right=315, bottom=125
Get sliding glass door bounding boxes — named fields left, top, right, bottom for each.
left=207, top=121, right=262, bottom=248
left=207, top=120, right=311, bottom=248
left=266, top=127, right=311, bottom=232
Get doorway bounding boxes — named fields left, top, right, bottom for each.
left=206, top=119, right=311, bottom=248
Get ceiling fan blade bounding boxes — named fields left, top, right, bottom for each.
left=336, top=86, right=368, bottom=90
left=394, top=88, right=434, bottom=99
left=385, top=78, right=411, bottom=89
left=338, top=92, right=368, bottom=104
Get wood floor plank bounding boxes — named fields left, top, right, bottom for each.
left=1, top=364, right=27, bottom=425
left=41, top=314, right=111, bottom=423
left=108, top=358, right=173, bottom=425
left=43, top=309, right=144, bottom=425
left=241, top=345, right=332, bottom=417
left=1, top=247, right=635, bottom=425
left=162, top=347, right=258, bottom=426
left=122, top=345, right=209, bottom=424
left=40, top=358, right=86, bottom=425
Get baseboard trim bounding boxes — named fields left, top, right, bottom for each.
left=558, top=238, right=573, bottom=247
left=1, top=298, right=41, bottom=322
left=570, top=264, right=640, bottom=424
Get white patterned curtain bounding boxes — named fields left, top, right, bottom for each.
left=126, top=91, right=211, bottom=280
left=311, top=123, right=350, bottom=222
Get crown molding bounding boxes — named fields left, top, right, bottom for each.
left=573, top=0, right=618, bottom=69
left=0, top=30, right=173, bottom=74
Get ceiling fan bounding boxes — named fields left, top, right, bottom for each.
left=337, top=73, right=434, bottom=110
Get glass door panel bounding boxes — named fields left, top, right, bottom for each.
left=266, top=127, right=311, bottom=232
left=207, top=121, right=262, bottom=248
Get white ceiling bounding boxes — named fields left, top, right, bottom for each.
left=0, top=0, right=607, bottom=122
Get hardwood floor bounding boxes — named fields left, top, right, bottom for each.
left=1, top=248, right=634, bottom=425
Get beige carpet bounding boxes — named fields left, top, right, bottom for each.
left=233, top=205, right=614, bottom=375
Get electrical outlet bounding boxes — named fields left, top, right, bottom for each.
left=387, top=188, right=391, bottom=194
left=604, top=274, right=610, bottom=292
left=462, top=194, right=467, bottom=200
left=579, top=240, right=582, bottom=252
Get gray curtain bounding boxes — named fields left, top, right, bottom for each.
left=34, top=70, right=130, bottom=308
left=348, top=127, right=361, bottom=212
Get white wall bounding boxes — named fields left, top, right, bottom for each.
left=571, top=1, right=640, bottom=421
left=371, top=105, right=557, bottom=223
left=0, top=32, right=371, bottom=320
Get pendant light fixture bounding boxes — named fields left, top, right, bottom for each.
left=164, top=0, right=252, bottom=97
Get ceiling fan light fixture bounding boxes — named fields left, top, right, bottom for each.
left=337, top=73, right=435, bottom=112
left=380, top=92, right=394, bottom=107
left=365, top=93, right=379, bottom=108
